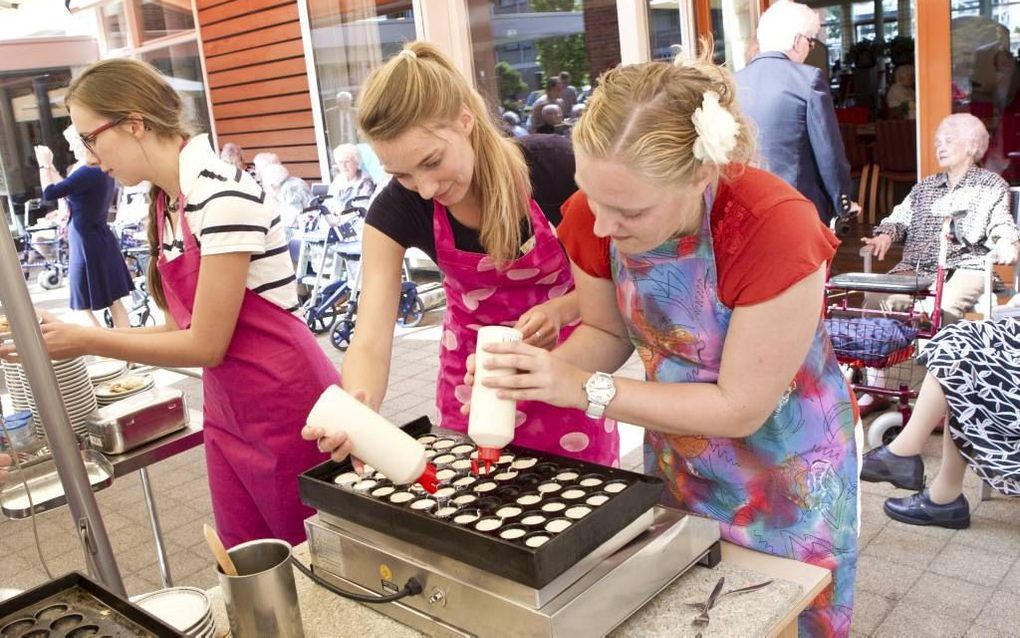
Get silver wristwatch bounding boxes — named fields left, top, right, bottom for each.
left=584, top=372, right=616, bottom=418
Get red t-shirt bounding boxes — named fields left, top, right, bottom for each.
left=558, top=166, right=839, bottom=308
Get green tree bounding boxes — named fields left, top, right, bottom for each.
left=530, top=0, right=588, bottom=86
left=496, top=61, right=528, bottom=111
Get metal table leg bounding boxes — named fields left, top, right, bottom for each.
left=139, top=467, right=173, bottom=588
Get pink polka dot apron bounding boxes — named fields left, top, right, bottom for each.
left=433, top=199, right=619, bottom=466
left=157, top=194, right=339, bottom=548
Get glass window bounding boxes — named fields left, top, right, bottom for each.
left=647, top=1, right=684, bottom=61
left=952, top=1, right=1020, bottom=54
left=306, top=0, right=415, bottom=167
left=823, top=6, right=844, bottom=67
left=951, top=3, right=1020, bottom=184
left=140, top=41, right=211, bottom=134
left=693, top=0, right=755, bottom=70
left=718, top=0, right=756, bottom=69
left=469, top=0, right=620, bottom=137
left=133, top=0, right=196, bottom=43
left=0, top=71, right=73, bottom=205
left=101, top=1, right=129, bottom=50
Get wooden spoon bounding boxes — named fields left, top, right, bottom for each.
left=203, top=524, right=238, bottom=577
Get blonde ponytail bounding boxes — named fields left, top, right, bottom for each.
left=358, top=42, right=531, bottom=267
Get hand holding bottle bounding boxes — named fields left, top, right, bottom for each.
left=302, top=387, right=366, bottom=472
left=304, top=385, right=437, bottom=491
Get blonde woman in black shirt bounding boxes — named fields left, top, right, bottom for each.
left=306, top=43, right=620, bottom=468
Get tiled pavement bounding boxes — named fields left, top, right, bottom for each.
left=3, top=270, right=1019, bottom=637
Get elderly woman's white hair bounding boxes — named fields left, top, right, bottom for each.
left=252, top=152, right=281, bottom=182
left=252, top=152, right=279, bottom=167
left=756, top=0, right=821, bottom=53
left=937, top=113, right=991, bottom=161
left=261, top=162, right=290, bottom=192
left=332, top=143, right=361, bottom=165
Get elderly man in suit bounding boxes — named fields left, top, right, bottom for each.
left=736, top=0, right=853, bottom=224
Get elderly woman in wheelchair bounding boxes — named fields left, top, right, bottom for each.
left=856, top=113, right=1020, bottom=416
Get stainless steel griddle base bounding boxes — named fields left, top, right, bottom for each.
left=306, top=506, right=721, bottom=637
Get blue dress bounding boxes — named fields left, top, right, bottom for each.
left=43, top=166, right=134, bottom=310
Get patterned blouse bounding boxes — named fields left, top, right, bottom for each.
left=875, top=166, right=1020, bottom=277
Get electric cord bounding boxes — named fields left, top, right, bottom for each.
left=0, top=411, right=54, bottom=580
left=290, top=555, right=423, bottom=604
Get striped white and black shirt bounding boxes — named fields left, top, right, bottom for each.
left=168, top=134, right=299, bottom=314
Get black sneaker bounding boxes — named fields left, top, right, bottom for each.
left=884, top=489, right=970, bottom=529
left=861, top=445, right=924, bottom=490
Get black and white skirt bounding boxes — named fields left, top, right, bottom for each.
left=918, top=317, right=1020, bottom=496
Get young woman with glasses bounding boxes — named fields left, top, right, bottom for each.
left=3, top=58, right=340, bottom=548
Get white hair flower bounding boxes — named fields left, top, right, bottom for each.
left=691, top=91, right=739, bottom=165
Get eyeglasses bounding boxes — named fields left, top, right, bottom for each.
left=800, top=34, right=821, bottom=51
left=79, top=116, right=128, bottom=156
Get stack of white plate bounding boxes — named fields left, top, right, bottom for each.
left=1, top=359, right=32, bottom=416
left=135, top=587, right=215, bottom=637
left=2, top=357, right=97, bottom=439
left=94, top=373, right=155, bottom=407
left=87, top=358, right=129, bottom=386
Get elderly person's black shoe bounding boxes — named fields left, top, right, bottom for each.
left=884, top=489, right=970, bottom=529
left=861, top=445, right=924, bottom=490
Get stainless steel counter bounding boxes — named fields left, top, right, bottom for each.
left=104, top=409, right=204, bottom=478
left=206, top=542, right=829, bottom=637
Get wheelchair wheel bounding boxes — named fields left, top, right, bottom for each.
left=307, top=310, right=339, bottom=334
left=867, top=411, right=904, bottom=448
left=38, top=268, right=62, bottom=290
left=397, top=297, right=425, bottom=328
left=330, top=319, right=355, bottom=351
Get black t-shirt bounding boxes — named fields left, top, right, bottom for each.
left=365, top=134, right=576, bottom=261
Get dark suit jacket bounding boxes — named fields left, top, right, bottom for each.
left=736, top=51, right=851, bottom=223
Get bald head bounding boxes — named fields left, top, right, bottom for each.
left=541, top=104, right=563, bottom=125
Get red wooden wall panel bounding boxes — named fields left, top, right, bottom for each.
left=196, top=0, right=320, bottom=180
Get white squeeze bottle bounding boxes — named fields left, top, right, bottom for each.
left=307, top=385, right=438, bottom=492
left=468, top=326, right=523, bottom=473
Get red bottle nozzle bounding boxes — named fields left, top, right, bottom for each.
left=417, top=463, right=439, bottom=494
left=476, top=446, right=501, bottom=475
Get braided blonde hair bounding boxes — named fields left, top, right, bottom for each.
left=573, top=47, right=756, bottom=187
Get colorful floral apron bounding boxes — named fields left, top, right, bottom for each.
left=610, top=192, right=859, bottom=637
left=433, top=200, right=619, bottom=466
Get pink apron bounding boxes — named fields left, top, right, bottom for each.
left=433, top=200, right=619, bottom=466
left=157, top=195, right=339, bottom=548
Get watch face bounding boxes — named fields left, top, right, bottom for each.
left=586, top=374, right=615, bottom=404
